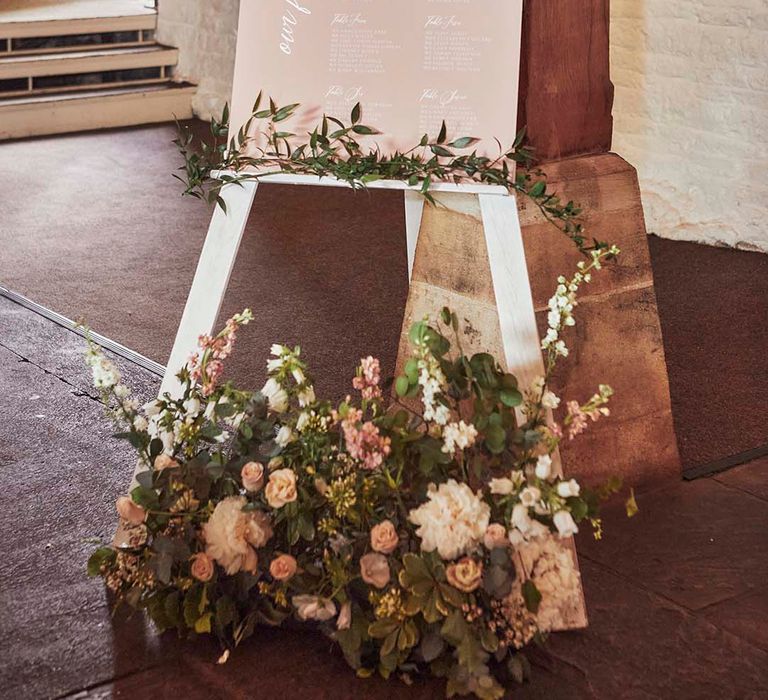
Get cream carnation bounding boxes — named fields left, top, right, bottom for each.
left=203, top=496, right=273, bottom=575
left=408, top=479, right=490, bottom=560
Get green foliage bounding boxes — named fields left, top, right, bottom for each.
left=174, top=95, right=613, bottom=257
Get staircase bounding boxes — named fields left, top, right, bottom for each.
left=0, top=0, right=195, bottom=140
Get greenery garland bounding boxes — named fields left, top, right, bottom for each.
left=173, top=92, right=614, bottom=257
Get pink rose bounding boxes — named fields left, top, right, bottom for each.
left=483, top=523, right=507, bottom=550
left=190, top=552, right=214, bottom=582
left=116, top=496, right=146, bottom=525
left=269, top=554, right=298, bottom=581
left=360, top=552, right=390, bottom=589
left=154, top=454, right=179, bottom=471
left=241, top=461, right=265, bottom=492
left=370, top=520, right=399, bottom=554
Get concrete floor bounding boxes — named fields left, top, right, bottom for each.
left=1, top=299, right=767, bottom=699
left=1, top=121, right=767, bottom=697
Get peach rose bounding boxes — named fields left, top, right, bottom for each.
left=190, top=552, right=214, bottom=582
left=360, top=552, right=390, bottom=589
left=269, top=554, right=298, bottom=581
left=241, top=461, right=265, bottom=492
left=483, top=523, right=507, bottom=550
left=116, top=496, right=146, bottom=525
left=265, top=468, right=298, bottom=508
left=370, top=520, right=399, bottom=554
left=154, top=454, right=179, bottom=471
left=446, top=557, right=483, bottom=593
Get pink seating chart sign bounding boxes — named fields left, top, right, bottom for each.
left=229, top=0, right=523, bottom=158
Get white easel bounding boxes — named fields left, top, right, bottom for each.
left=159, top=174, right=545, bottom=410
left=150, top=163, right=587, bottom=632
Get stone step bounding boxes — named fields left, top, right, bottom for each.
left=0, top=0, right=155, bottom=40
left=0, top=82, right=195, bottom=140
left=0, top=45, right=177, bottom=81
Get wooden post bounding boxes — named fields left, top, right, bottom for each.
left=518, top=0, right=614, bottom=161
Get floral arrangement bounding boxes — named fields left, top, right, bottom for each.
left=87, top=246, right=625, bottom=699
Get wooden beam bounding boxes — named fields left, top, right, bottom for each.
left=518, top=0, right=614, bottom=161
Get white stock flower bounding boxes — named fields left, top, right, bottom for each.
left=489, top=477, right=515, bottom=496
left=535, top=454, right=553, bottom=480
left=275, top=425, right=295, bottom=447
left=441, top=421, right=478, bottom=454
left=143, top=399, right=163, bottom=416
left=297, top=385, right=316, bottom=407
left=92, top=357, right=120, bottom=388
left=296, top=411, right=310, bottom=432
left=203, top=496, right=273, bottom=575
left=556, top=479, right=581, bottom=498
left=541, top=391, right=560, bottom=409
left=114, top=384, right=130, bottom=399
left=133, top=415, right=148, bottom=432
left=183, top=397, right=201, bottom=417
left=262, top=377, right=289, bottom=413
left=409, top=479, right=490, bottom=560
left=553, top=510, right=579, bottom=537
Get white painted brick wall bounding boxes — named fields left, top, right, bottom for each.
left=156, top=0, right=239, bottom=121
left=612, top=0, right=768, bottom=251
left=156, top=0, right=768, bottom=251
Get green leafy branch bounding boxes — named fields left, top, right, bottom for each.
left=173, top=92, right=612, bottom=256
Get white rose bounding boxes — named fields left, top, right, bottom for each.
left=293, top=595, right=336, bottom=621
left=535, top=455, right=552, bottom=480
left=511, top=503, right=532, bottom=534
left=553, top=510, right=579, bottom=537
left=556, top=479, right=581, bottom=498
left=519, top=486, right=541, bottom=508
left=489, top=477, right=515, bottom=496
left=275, top=425, right=295, bottom=447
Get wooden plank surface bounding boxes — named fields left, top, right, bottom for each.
left=518, top=0, right=614, bottom=161
left=394, top=191, right=588, bottom=631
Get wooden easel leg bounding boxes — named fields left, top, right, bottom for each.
left=479, top=193, right=588, bottom=629
left=479, top=194, right=544, bottom=401
left=159, top=181, right=259, bottom=398
left=403, top=190, right=424, bottom=281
